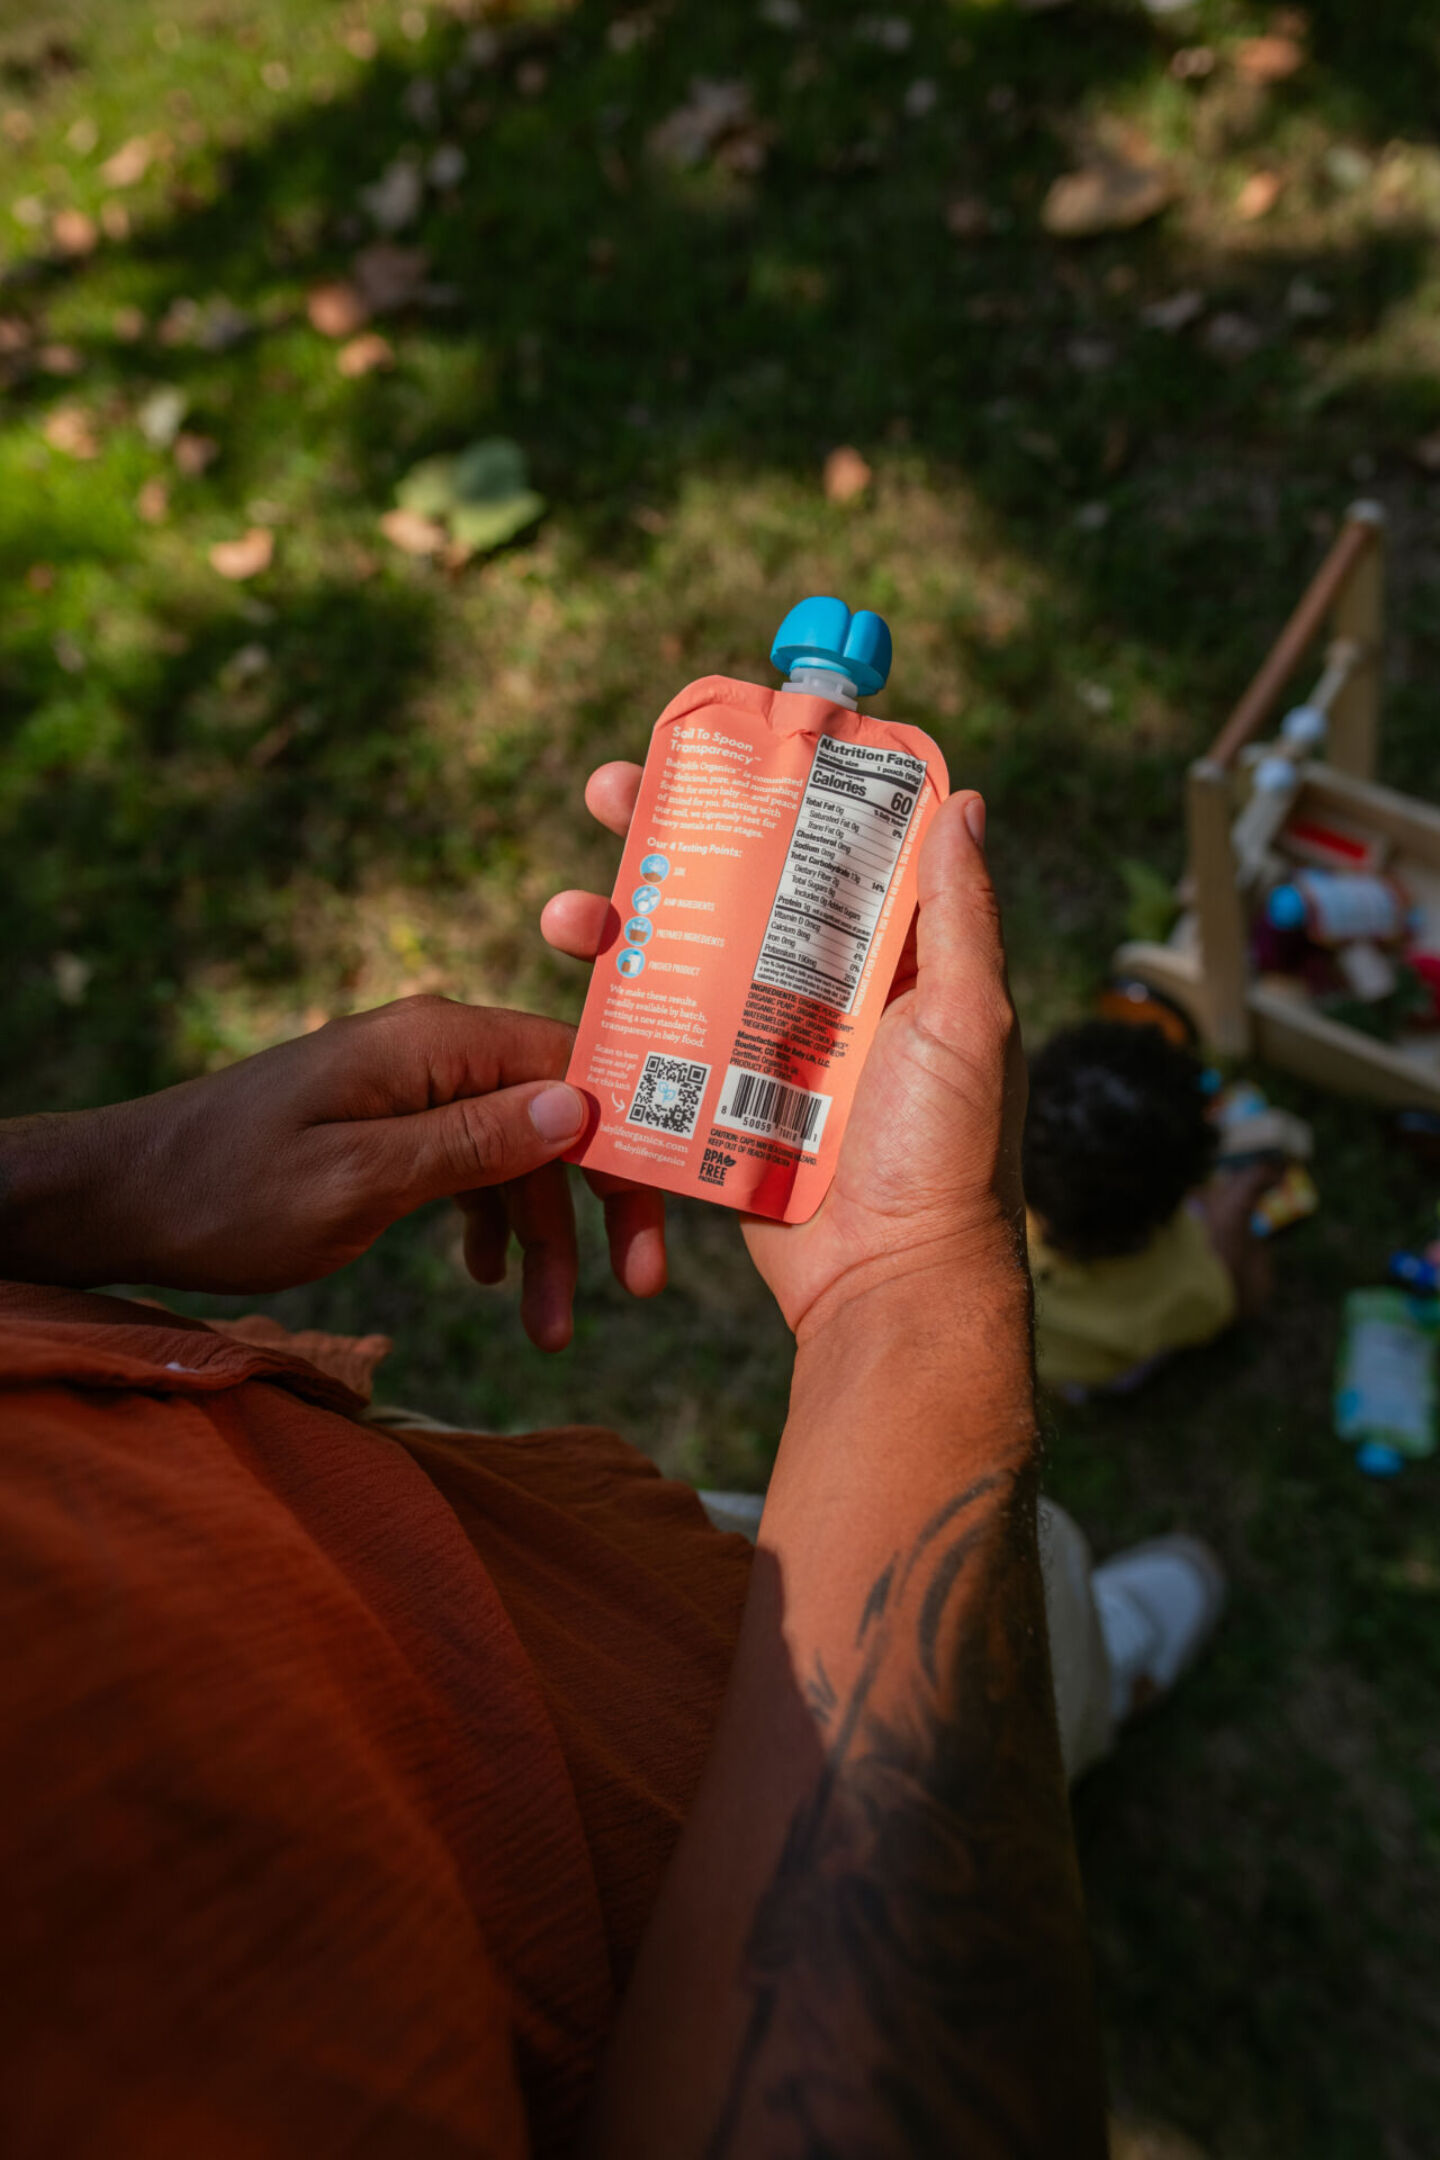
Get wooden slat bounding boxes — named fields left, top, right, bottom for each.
left=1297, top=765, right=1440, bottom=866
left=1208, top=505, right=1385, bottom=770
left=1248, top=985, right=1440, bottom=1110
left=1186, top=759, right=1250, bottom=1054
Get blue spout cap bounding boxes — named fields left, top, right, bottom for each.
left=771, top=597, right=892, bottom=697
left=1268, top=883, right=1307, bottom=932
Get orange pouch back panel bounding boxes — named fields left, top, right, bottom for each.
left=565, top=675, right=948, bottom=1223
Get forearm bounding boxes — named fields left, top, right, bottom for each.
left=591, top=1252, right=1107, bottom=2157
left=0, top=1103, right=172, bottom=1286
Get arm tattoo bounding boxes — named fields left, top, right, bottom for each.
left=707, top=1466, right=1106, bottom=2159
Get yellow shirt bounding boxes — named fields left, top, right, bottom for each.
left=1027, top=1203, right=1237, bottom=1393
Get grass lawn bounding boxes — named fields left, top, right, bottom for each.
left=4, top=0, right=1440, bottom=2150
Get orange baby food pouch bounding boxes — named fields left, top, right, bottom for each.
left=565, top=599, right=949, bottom=1223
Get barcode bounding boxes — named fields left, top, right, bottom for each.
left=714, top=1063, right=832, bottom=1151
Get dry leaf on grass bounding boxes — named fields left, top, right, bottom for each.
left=823, top=445, right=872, bottom=504
left=1410, top=431, right=1440, bottom=474
left=209, top=528, right=274, bottom=580
left=37, top=342, right=83, bottom=375
left=1042, top=155, right=1173, bottom=237
left=1203, top=311, right=1263, bottom=362
left=337, top=331, right=394, bottom=377
left=380, top=506, right=447, bottom=555
left=945, top=194, right=990, bottom=238
left=649, top=79, right=762, bottom=171
left=359, top=159, right=423, bottom=233
left=353, top=242, right=429, bottom=313
left=1140, top=289, right=1204, bottom=333
left=0, top=316, right=31, bottom=353
left=174, top=430, right=219, bottom=475
left=43, top=404, right=99, bottom=458
left=307, top=280, right=369, bottom=337
left=136, top=478, right=169, bottom=523
left=112, top=304, right=145, bottom=342
left=99, top=200, right=129, bottom=241
left=1236, top=170, right=1284, bottom=221
left=51, top=208, right=97, bottom=256
left=101, top=134, right=157, bottom=188
left=1234, top=35, right=1305, bottom=85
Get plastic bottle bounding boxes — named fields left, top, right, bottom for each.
left=1267, top=868, right=1411, bottom=946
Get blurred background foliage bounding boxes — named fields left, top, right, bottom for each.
left=3, top=1, right=1440, bottom=2151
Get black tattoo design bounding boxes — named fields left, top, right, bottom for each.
left=707, top=1467, right=1105, bottom=2158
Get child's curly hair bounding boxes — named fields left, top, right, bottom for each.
left=1023, top=1021, right=1216, bottom=1262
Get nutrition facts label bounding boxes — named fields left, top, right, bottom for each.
left=753, top=735, right=927, bottom=1013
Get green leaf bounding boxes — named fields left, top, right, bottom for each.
left=394, top=439, right=545, bottom=552
left=450, top=489, right=546, bottom=552
left=1119, top=857, right=1179, bottom=944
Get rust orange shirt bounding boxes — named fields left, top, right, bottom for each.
left=0, top=1283, right=751, bottom=2158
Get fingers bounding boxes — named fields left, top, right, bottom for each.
left=914, top=791, right=1011, bottom=1049
left=541, top=890, right=618, bottom=961
left=584, top=761, right=643, bottom=838
left=503, top=1160, right=580, bottom=1351
left=364, top=1074, right=590, bottom=1216
left=585, top=1169, right=668, bottom=1298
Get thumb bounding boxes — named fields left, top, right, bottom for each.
left=914, top=791, right=1011, bottom=1050
left=369, top=1079, right=589, bottom=1213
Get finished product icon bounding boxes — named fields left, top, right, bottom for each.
left=615, top=947, right=646, bottom=979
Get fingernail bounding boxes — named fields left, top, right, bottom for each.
left=964, top=795, right=987, bottom=850
left=530, top=1084, right=586, bottom=1143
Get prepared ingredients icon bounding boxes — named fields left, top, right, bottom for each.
left=624, top=916, right=654, bottom=946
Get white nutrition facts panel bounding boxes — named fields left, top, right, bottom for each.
left=753, top=735, right=927, bottom=1013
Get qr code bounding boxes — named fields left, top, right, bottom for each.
left=627, top=1053, right=711, bottom=1139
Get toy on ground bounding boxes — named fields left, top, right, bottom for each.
left=1113, top=502, right=1440, bottom=1111
left=1335, top=1287, right=1440, bottom=1477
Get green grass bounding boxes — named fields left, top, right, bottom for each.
left=5, top=1, right=1440, bottom=2151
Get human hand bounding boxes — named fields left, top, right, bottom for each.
left=0, top=996, right=666, bottom=1348
left=542, top=764, right=1027, bottom=1340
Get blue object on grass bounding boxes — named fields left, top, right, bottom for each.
left=1268, top=883, right=1307, bottom=931
left=1355, top=1440, right=1405, bottom=1478
left=771, top=597, right=892, bottom=696
left=1390, top=1250, right=1440, bottom=1294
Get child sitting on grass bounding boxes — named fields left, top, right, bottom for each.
left=1024, top=1020, right=1276, bottom=1397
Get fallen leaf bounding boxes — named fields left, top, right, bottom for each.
left=465, top=27, right=501, bottom=66
left=1324, top=143, right=1371, bottom=193
left=427, top=142, right=466, bottom=189
left=1410, top=431, right=1440, bottom=474
left=855, top=15, right=912, bottom=50
left=67, top=115, right=98, bottom=156
left=1140, top=289, right=1204, bottom=333
left=51, top=208, right=97, bottom=256
left=344, top=26, right=377, bottom=60
left=100, top=200, right=130, bottom=240
left=0, top=315, right=31, bottom=353
left=1286, top=274, right=1332, bottom=320
left=649, top=79, right=756, bottom=169
left=1235, top=34, right=1305, bottom=84
left=1203, top=311, right=1262, bottom=362
left=209, top=528, right=274, bottom=580
left=261, top=60, right=290, bottom=93
left=516, top=59, right=549, bottom=97
left=248, top=717, right=296, bottom=768
left=945, top=195, right=990, bottom=238
left=1042, top=156, right=1173, bottom=238
left=173, top=430, right=220, bottom=475
left=43, top=404, right=99, bottom=458
left=52, top=952, right=92, bottom=1005
left=137, top=385, right=188, bottom=448
left=353, top=242, right=429, bottom=313
left=380, top=506, right=447, bottom=555
left=53, top=632, right=84, bottom=674
left=11, top=195, right=46, bottom=229
left=1170, top=46, right=1216, bottom=81
left=823, top=445, right=872, bottom=504
left=112, top=304, right=146, bottom=341
left=359, top=159, right=423, bottom=232
left=26, top=562, right=56, bottom=591
left=337, top=330, right=394, bottom=377
left=394, top=437, right=546, bottom=553
left=136, top=477, right=169, bottom=523
left=37, top=342, right=83, bottom=376
left=307, top=279, right=370, bottom=337
left=101, top=134, right=156, bottom=188
left=3, top=108, right=34, bottom=145
left=157, top=296, right=199, bottom=347
left=1236, top=170, right=1284, bottom=221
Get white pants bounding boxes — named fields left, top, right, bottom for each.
left=699, top=1491, right=1116, bottom=1785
